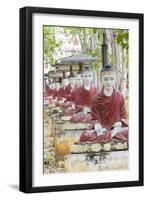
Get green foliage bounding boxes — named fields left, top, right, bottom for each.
left=44, top=26, right=62, bottom=65
left=115, top=30, right=129, bottom=70
left=43, top=26, right=129, bottom=74
left=116, top=30, right=129, bottom=49
left=63, top=27, right=104, bottom=70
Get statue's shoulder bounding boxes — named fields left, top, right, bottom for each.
left=74, top=86, right=81, bottom=92
left=115, top=90, right=124, bottom=100
left=92, top=91, right=101, bottom=102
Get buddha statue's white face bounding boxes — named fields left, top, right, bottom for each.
left=62, top=78, right=69, bottom=87
left=55, top=82, right=60, bottom=90
left=69, top=77, right=76, bottom=87
left=82, top=71, right=93, bottom=86
left=101, top=71, right=116, bottom=91
left=76, top=74, right=83, bottom=87
left=51, top=83, right=56, bottom=89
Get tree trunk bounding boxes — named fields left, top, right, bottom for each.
left=102, top=30, right=109, bottom=66
left=113, top=31, right=120, bottom=90
left=121, top=46, right=127, bottom=97
left=110, top=30, right=115, bottom=66
left=77, top=33, right=84, bottom=53
left=90, top=30, right=98, bottom=51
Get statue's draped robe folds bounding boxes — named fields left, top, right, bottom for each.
left=91, top=90, right=128, bottom=142
left=70, top=86, right=97, bottom=112
left=45, top=85, right=53, bottom=96
left=58, top=87, right=70, bottom=100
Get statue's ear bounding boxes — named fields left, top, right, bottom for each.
left=99, top=84, right=103, bottom=91
left=99, top=75, right=103, bottom=91
left=114, top=80, right=118, bottom=90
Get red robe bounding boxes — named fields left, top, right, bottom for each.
left=70, top=86, right=97, bottom=112
left=58, top=87, right=68, bottom=99
left=91, top=90, right=128, bottom=130
left=65, top=85, right=71, bottom=95
left=52, top=89, right=59, bottom=99
left=45, top=85, right=53, bottom=97
left=65, top=85, right=75, bottom=101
